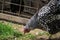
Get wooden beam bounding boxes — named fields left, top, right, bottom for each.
left=0, top=13, right=29, bottom=25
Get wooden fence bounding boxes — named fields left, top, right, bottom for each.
left=0, top=0, right=49, bottom=25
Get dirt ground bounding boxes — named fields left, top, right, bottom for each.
left=0, top=20, right=60, bottom=40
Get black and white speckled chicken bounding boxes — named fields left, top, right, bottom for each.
left=24, top=0, right=60, bottom=34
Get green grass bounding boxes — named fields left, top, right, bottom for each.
left=0, top=22, right=23, bottom=40
left=0, top=22, right=36, bottom=40
left=0, top=21, right=59, bottom=40
left=18, top=33, right=36, bottom=40
left=38, top=31, right=50, bottom=36
left=0, top=22, right=50, bottom=40
left=0, top=22, right=14, bottom=36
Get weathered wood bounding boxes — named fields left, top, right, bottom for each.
left=3, top=10, right=32, bottom=18
left=0, top=13, right=29, bottom=25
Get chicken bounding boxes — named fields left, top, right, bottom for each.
left=24, top=0, right=60, bottom=34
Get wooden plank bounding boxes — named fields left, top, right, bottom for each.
left=0, top=13, right=29, bottom=25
